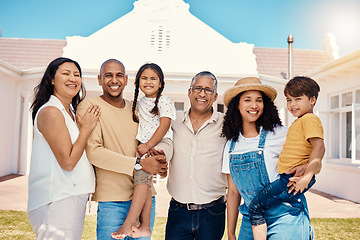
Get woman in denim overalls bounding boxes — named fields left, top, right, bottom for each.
left=221, top=77, right=313, bottom=240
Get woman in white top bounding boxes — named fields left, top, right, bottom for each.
left=28, top=57, right=100, bottom=240
left=221, top=77, right=313, bottom=240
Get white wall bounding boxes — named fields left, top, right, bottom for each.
left=0, top=72, right=20, bottom=176
left=309, top=56, right=360, bottom=203
left=315, top=162, right=360, bottom=203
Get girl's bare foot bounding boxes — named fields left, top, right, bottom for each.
left=130, top=225, right=151, bottom=238
left=111, top=220, right=134, bottom=239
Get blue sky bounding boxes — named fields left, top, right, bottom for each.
left=0, top=0, right=359, bottom=56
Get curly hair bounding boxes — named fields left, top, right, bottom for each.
left=222, top=91, right=282, bottom=141
left=132, top=63, right=165, bottom=122
left=31, top=57, right=85, bottom=123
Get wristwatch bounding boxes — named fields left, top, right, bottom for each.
left=134, top=157, right=142, bottom=170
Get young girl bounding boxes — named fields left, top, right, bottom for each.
left=111, top=63, right=176, bottom=239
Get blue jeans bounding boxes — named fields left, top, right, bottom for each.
left=165, top=199, right=226, bottom=240
left=229, top=130, right=313, bottom=240
left=248, top=173, right=316, bottom=225
left=240, top=199, right=314, bottom=240
left=96, top=197, right=155, bottom=240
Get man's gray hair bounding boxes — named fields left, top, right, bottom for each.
left=190, top=71, right=218, bottom=92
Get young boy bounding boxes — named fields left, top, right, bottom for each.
left=249, top=76, right=325, bottom=240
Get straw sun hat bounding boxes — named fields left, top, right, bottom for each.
left=223, top=77, right=277, bottom=107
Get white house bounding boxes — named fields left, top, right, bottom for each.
left=2, top=0, right=358, bottom=203
left=305, top=50, right=360, bottom=203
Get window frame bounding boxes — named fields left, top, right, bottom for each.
left=329, top=89, right=360, bottom=165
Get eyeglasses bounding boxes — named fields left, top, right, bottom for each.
left=190, top=86, right=216, bottom=95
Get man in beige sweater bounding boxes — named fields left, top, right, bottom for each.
left=77, top=59, right=167, bottom=240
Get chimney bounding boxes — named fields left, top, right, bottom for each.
left=287, top=34, right=293, bottom=80
left=322, top=33, right=340, bottom=60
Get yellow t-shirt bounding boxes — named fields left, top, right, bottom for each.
left=277, top=113, right=324, bottom=174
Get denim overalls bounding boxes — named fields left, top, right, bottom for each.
left=229, top=130, right=313, bottom=240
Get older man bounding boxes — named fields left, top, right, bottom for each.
left=165, top=71, right=228, bottom=240
left=77, top=59, right=166, bottom=240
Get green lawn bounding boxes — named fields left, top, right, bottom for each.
left=1, top=210, right=359, bottom=239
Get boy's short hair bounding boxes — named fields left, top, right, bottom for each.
left=284, top=76, right=320, bottom=100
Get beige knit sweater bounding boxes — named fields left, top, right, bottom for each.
left=77, top=96, right=155, bottom=202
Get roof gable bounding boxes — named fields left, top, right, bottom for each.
left=63, top=0, right=258, bottom=75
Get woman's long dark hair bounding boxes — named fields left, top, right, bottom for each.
left=132, top=63, right=165, bottom=122
left=31, top=57, right=85, bottom=123
left=222, top=91, right=282, bottom=141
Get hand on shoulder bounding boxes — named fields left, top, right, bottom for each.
left=76, top=104, right=101, bottom=132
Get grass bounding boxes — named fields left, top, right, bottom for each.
left=1, top=210, right=359, bottom=239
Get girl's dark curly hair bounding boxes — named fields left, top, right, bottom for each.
left=31, top=57, right=85, bottom=123
left=221, top=91, right=282, bottom=141
left=132, top=63, right=165, bottom=122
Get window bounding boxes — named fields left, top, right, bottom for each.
left=174, top=102, right=184, bottom=111
left=150, top=26, right=170, bottom=52
left=341, top=111, right=352, bottom=158
left=342, top=92, right=352, bottom=107
left=351, top=108, right=360, bottom=161
left=330, top=112, right=340, bottom=158
left=331, top=95, right=339, bottom=109
left=356, top=90, right=360, bottom=103
left=217, top=104, right=224, bottom=113
left=330, top=89, right=360, bottom=163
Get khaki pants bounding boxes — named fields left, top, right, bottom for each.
left=134, top=138, right=173, bottom=186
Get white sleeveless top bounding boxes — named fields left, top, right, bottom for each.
left=27, top=95, right=95, bottom=212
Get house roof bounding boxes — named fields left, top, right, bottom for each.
left=253, top=47, right=333, bottom=79
left=0, top=0, right=333, bottom=78
left=0, top=38, right=66, bottom=70
left=0, top=37, right=332, bottom=78
left=305, top=49, right=360, bottom=80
